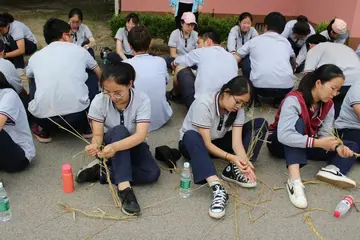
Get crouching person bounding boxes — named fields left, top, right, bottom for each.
left=75, top=62, right=161, bottom=216
left=267, top=64, right=358, bottom=209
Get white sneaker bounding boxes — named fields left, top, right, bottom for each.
left=286, top=179, right=307, bottom=209
left=316, top=165, right=356, bottom=189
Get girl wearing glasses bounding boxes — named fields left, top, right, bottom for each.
left=166, top=12, right=198, bottom=69
left=0, top=13, right=37, bottom=69
left=267, top=64, right=358, bottom=210
left=75, top=62, right=160, bottom=216
left=68, top=8, right=96, bottom=58
left=178, top=76, right=267, bottom=219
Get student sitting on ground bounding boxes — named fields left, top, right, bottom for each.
left=167, top=29, right=238, bottom=109
left=304, top=34, right=360, bottom=118
left=27, top=18, right=102, bottom=143
left=234, top=12, right=296, bottom=108
left=335, top=82, right=360, bottom=152
left=320, top=18, right=348, bottom=44
left=267, top=64, right=358, bottom=209
left=124, top=26, right=173, bottom=132
left=75, top=62, right=160, bottom=216
left=106, top=13, right=140, bottom=64
left=0, top=72, right=35, bottom=173
left=68, top=8, right=96, bottom=58
left=227, top=12, right=258, bottom=54
left=0, top=13, right=37, bottom=70
left=281, top=15, right=315, bottom=73
left=179, top=76, right=267, bottom=219
left=166, top=12, right=198, bottom=70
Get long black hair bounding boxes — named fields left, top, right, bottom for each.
left=0, top=13, right=14, bottom=28
left=327, top=18, right=336, bottom=37
left=220, top=76, right=253, bottom=128
left=0, top=71, right=15, bottom=90
left=298, top=64, right=344, bottom=107
left=237, top=12, right=253, bottom=26
left=100, top=62, right=136, bottom=88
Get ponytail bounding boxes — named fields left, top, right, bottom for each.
left=296, top=15, right=308, bottom=22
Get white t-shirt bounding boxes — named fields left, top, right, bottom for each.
left=115, top=27, right=133, bottom=56
left=237, top=31, right=295, bottom=89
left=0, top=88, right=35, bottom=161
left=26, top=41, right=98, bottom=118
left=72, top=24, right=93, bottom=46
left=124, top=54, right=173, bottom=132
left=320, top=30, right=346, bottom=44
left=304, top=42, right=360, bottom=86
left=335, top=83, right=360, bottom=130
left=6, top=20, right=37, bottom=44
left=0, top=58, right=22, bottom=93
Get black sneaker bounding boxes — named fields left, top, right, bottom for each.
left=118, top=187, right=141, bottom=216
left=31, top=124, right=52, bottom=143
left=221, top=163, right=257, bottom=188
left=75, top=159, right=101, bottom=183
left=208, top=184, right=228, bottom=219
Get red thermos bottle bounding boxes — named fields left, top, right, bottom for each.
left=62, top=163, right=74, bottom=193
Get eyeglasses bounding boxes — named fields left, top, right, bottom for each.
left=232, top=95, right=249, bottom=108
left=323, top=84, right=340, bottom=96
left=103, top=90, right=125, bottom=99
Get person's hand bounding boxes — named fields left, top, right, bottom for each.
left=316, top=136, right=340, bottom=151
left=243, top=167, right=257, bottom=183
left=336, top=145, right=354, bottom=158
left=171, top=7, right=176, bottom=14
left=229, top=154, right=248, bottom=171
left=83, top=44, right=90, bottom=50
left=98, top=144, right=116, bottom=158
left=85, top=144, right=99, bottom=157
left=248, top=160, right=255, bottom=171
left=198, top=5, right=204, bottom=13
left=171, top=61, right=176, bottom=70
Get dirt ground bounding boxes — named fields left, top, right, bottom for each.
left=3, top=0, right=169, bottom=61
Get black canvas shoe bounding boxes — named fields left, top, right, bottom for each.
left=221, top=163, right=257, bottom=188
left=31, top=124, right=52, bottom=143
left=118, top=187, right=141, bottom=216
left=208, top=184, right=228, bottom=219
left=75, top=159, right=101, bottom=183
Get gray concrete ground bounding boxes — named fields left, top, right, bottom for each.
left=1, top=79, right=360, bottom=240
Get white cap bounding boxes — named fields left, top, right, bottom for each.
left=0, top=182, right=3, bottom=188
left=184, top=162, right=190, bottom=168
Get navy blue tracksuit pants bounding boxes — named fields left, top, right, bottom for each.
left=267, top=118, right=358, bottom=175
left=100, top=125, right=161, bottom=185
left=179, top=118, right=268, bottom=184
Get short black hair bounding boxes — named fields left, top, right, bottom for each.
left=125, top=13, right=140, bottom=25
left=198, top=29, right=220, bottom=44
left=43, top=18, right=71, bottom=44
left=128, top=26, right=151, bottom=52
left=0, top=39, right=4, bottom=52
left=264, top=12, right=286, bottom=34
left=306, top=34, right=328, bottom=50
left=68, top=8, right=83, bottom=21
left=293, top=20, right=311, bottom=36
left=0, top=13, right=14, bottom=28
left=100, top=62, right=136, bottom=87
left=238, top=12, right=253, bottom=23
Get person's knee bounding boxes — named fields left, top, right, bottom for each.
left=254, top=118, right=268, bottom=130
left=147, top=165, right=161, bottom=183
left=110, top=125, right=130, bottom=140
left=183, top=130, right=202, bottom=143
left=343, top=140, right=359, bottom=153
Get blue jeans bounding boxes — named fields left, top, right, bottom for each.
left=100, top=125, right=161, bottom=185
left=267, top=118, right=358, bottom=174
left=179, top=118, right=268, bottom=184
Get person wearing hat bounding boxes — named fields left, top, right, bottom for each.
left=304, top=34, right=360, bottom=118
left=169, top=0, right=204, bottom=30
left=166, top=12, right=198, bottom=70
left=320, top=18, right=348, bottom=44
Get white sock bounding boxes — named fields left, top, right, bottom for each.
left=209, top=180, right=221, bottom=187
left=288, top=178, right=301, bottom=184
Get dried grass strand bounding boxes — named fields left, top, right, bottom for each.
left=286, top=208, right=330, bottom=218
left=304, top=214, right=326, bottom=240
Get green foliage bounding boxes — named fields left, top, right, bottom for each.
left=109, top=13, right=238, bottom=42
left=315, top=21, right=329, bottom=34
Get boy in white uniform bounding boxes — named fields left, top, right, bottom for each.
left=124, top=26, right=173, bottom=131
left=26, top=18, right=102, bottom=143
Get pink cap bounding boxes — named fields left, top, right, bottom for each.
left=62, top=163, right=72, bottom=174
left=334, top=211, right=340, bottom=218
left=332, top=18, right=347, bottom=35
left=181, top=12, right=197, bottom=24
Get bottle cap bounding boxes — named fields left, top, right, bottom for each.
left=184, top=162, right=190, bottom=168
left=334, top=211, right=340, bottom=218
left=62, top=164, right=73, bottom=174
left=0, top=182, right=3, bottom=188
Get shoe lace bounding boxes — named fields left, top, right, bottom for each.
left=293, top=181, right=305, bottom=197
left=211, top=185, right=227, bottom=209
left=232, top=164, right=248, bottom=182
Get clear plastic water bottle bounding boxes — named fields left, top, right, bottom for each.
left=179, top=162, right=191, bottom=198
left=334, top=195, right=354, bottom=218
left=0, top=182, right=11, bottom=222
left=103, top=52, right=108, bottom=65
